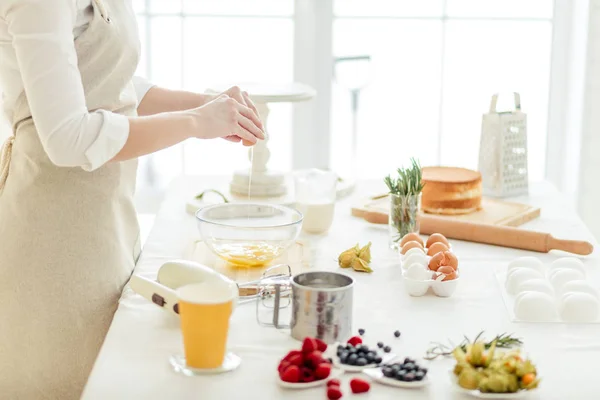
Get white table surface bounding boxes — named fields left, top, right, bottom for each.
left=82, top=176, right=600, bottom=400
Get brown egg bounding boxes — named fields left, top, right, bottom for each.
left=436, top=265, right=457, bottom=281
left=426, top=233, right=449, bottom=248
left=400, top=240, right=424, bottom=255
left=428, top=250, right=459, bottom=271
left=427, top=242, right=449, bottom=256
left=400, top=232, right=424, bottom=248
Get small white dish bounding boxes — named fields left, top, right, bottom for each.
left=363, top=367, right=430, bottom=388
left=549, top=268, right=585, bottom=292
left=514, top=278, right=554, bottom=297
left=514, top=291, right=558, bottom=321
left=557, top=280, right=599, bottom=299
left=431, top=276, right=460, bottom=297
left=169, top=353, right=241, bottom=376
left=548, top=257, right=586, bottom=277
left=403, top=276, right=430, bottom=297
left=558, top=292, right=600, bottom=322
left=449, top=371, right=534, bottom=398
left=506, top=268, right=544, bottom=295
left=507, top=257, right=545, bottom=275
left=277, top=367, right=343, bottom=389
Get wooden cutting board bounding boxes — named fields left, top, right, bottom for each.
left=351, top=194, right=540, bottom=227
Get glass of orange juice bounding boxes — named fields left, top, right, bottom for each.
left=169, top=279, right=241, bottom=375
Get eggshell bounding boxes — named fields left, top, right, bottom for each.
left=549, top=268, right=585, bottom=292
left=507, top=257, right=545, bottom=274
left=435, top=265, right=457, bottom=281
left=425, top=233, right=449, bottom=248
left=428, top=251, right=458, bottom=272
left=427, top=242, right=449, bottom=257
left=558, top=292, right=600, bottom=322
left=400, top=241, right=424, bottom=255
left=557, top=280, right=599, bottom=299
left=402, top=253, right=429, bottom=270
left=405, top=263, right=433, bottom=281
left=400, top=232, right=424, bottom=247
left=401, top=247, right=426, bottom=260
left=505, top=268, right=544, bottom=295
left=514, top=278, right=554, bottom=297
left=514, top=291, right=558, bottom=321
left=548, top=258, right=586, bottom=278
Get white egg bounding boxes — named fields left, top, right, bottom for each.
left=549, top=268, right=585, bottom=292
left=402, top=253, right=429, bottom=270
left=548, top=258, right=586, bottom=279
left=405, top=263, right=432, bottom=281
left=402, top=247, right=426, bottom=260
left=557, top=280, right=599, bottom=299
left=514, top=291, right=558, bottom=321
left=514, top=278, right=555, bottom=297
left=507, top=257, right=545, bottom=274
left=505, top=268, right=545, bottom=295
left=558, top=292, right=600, bottom=322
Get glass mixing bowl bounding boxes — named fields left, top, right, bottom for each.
left=196, top=203, right=303, bottom=267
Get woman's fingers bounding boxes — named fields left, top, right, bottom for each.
left=242, top=91, right=263, bottom=130
left=234, top=102, right=264, bottom=139
left=237, top=114, right=264, bottom=141
left=223, top=135, right=242, bottom=143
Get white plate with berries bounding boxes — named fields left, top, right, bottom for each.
left=277, top=337, right=343, bottom=389
left=363, top=358, right=430, bottom=389
left=330, top=336, right=397, bottom=372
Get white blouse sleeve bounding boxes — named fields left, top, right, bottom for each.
left=133, top=76, right=155, bottom=106
left=0, top=0, right=130, bottom=172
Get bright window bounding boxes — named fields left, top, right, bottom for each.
left=134, top=0, right=554, bottom=190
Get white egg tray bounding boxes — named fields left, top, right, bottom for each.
left=496, top=256, right=600, bottom=324
left=400, top=247, right=459, bottom=298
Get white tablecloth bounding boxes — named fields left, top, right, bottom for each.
left=82, top=176, right=600, bottom=400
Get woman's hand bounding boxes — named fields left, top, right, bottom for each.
left=216, top=86, right=264, bottom=144
left=188, top=94, right=265, bottom=146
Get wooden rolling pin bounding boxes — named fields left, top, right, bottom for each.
left=363, top=210, right=594, bottom=255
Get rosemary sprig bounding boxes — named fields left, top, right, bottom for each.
left=424, top=331, right=523, bottom=361
left=195, top=189, right=230, bottom=203
left=384, top=158, right=424, bottom=197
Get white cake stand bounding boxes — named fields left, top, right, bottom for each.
left=206, top=83, right=316, bottom=197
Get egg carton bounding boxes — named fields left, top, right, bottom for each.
left=399, top=246, right=459, bottom=298
left=496, top=256, right=600, bottom=323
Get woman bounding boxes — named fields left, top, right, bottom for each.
left=0, top=0, right=264, bottom=398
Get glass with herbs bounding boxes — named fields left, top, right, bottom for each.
left=385, top=158, right=424, bottom=249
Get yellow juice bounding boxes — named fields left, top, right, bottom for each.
left=213, top=242, right=284, bottom=267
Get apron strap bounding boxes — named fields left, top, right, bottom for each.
left=0, top=135, right=15, bottom=191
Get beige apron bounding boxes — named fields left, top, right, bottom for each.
left=0, top=1, right=141, bottom=398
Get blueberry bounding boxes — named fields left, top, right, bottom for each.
left=382, top=367, right=394, bottom=378
left=348, top=347, right=357, bottom=354
left=404, top=363, right=416, bottom=371
left=383, top=346, right=392, bottom=353
left=395, top=370, right=407, bottom=381
left=419, top=367, right=428, bottom=375
left=356, top=357, right=367, bottom=366
left=377, top=342, right=384, bottom=348
left=404, top=372, right=416, bottom=382
left=404, top=357, right=414, bottom=364
left=339, top=353, right=348, bottom=363
left=394, top=330, right=401, bottom=338
left=347, top=354, right=358, bottom=365
left=358, top=328, right=365, bottom=336
left=346, top=344, right=354, bottom=350
left=337, top=344, right=345, bottom=351
left=415, top=371, right=425, bottom=381
left=360, top=345, right=370, bottom=352
left=366, top=352, right=376, bottom=362
left=374, top=356, right=383, bottom=364
left=391, top=364, right=401, bottom=371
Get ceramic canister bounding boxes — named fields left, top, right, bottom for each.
left=290, top=271, right=354, bottom=344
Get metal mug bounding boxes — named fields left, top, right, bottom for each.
left=290, top=271, right=354, bottom=344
